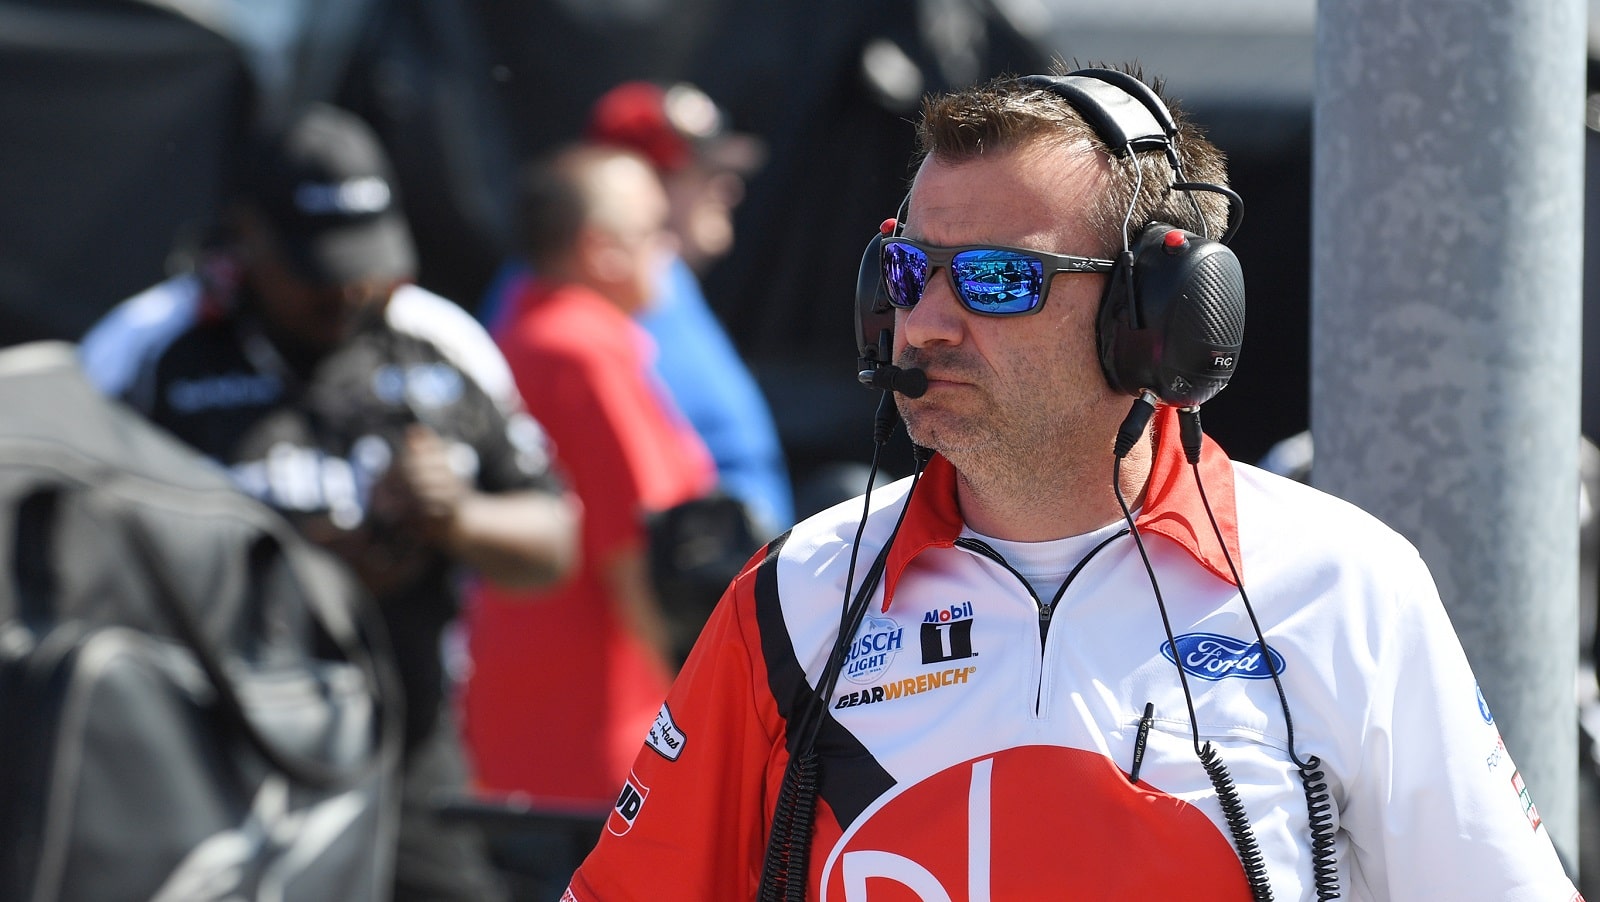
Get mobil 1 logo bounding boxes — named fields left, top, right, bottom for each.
left=921, top=601, right=976, bottom=665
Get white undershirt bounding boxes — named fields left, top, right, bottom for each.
left=961, top=516, right=1132, bottom=602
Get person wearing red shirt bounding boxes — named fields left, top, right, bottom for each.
left=460, top=145, right=715, bottom=866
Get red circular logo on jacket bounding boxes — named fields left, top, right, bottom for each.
left=819, top=745, right=1251, bottom=900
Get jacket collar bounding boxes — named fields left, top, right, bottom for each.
left=879, top=406, right=1241, bottom=612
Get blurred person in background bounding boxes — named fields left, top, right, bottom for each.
left=460, top=143, right=718, bottom=890
left=79, top=102, right=579, bottom=902
left=484, top=80, right=794, bottom=539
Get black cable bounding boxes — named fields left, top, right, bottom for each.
left=1116, top=391, right=1158, bottom=459
left=1112, top=398, right=1205, bottom=757
left=834, top=393, right=897, bottom=657
left=1113, top=397, right=1273, bottom=902
left=1179, top=406, right=1341, bottom=900
left=804, top=461, right=925, bottom=751
left=1199, top=742, right=1274, bottom=900
left=1299, top=761, right=1340, bottom=900
left=760, top=749, right=818, bottom=902
left=760, top=392, right=926, bottom=901
left=809, top=393, right=920, bottom=750
left=763, top=465, right=924, bottom=899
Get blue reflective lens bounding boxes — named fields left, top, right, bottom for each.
left=882, top=241, right=931, bottom=308
left=949, top=250, right=1043, bottom=314
left=881, top=238, right=1114, bottom=317
left=882, top=243, right=1043, bottom=314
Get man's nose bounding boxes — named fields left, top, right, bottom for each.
left=897, top=266, right=965, bottom=349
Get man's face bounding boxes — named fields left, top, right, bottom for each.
left=587, top=155, right=677, bottom=315
left=893, top=142, right=1121, bottom=476
left=240, top=216, right=395, bottom=357
left=664, top=163, right=745, bottom=272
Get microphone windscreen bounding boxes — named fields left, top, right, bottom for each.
left=892, top=367, right=928, bottom=398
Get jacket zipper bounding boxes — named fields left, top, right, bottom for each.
left=954, top=528, right=1130, bottom=713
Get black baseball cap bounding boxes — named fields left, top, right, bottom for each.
left=244, top=103, right=417, bottom=286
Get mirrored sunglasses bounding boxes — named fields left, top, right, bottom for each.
left=880, top=237, right=1116, bottom=316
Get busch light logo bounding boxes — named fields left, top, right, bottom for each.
left=1161, top=633, right=1284, bottom=681
left=844, top=615, right=903, bottom=685
left=1476, top=682, right=1494, bottom=724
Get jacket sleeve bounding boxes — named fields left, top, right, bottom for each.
left=563, top=548, right=790, bottom=900
left=1340, top=549, right=1579, bottom=900
left=78, top=276, right=204, bottom=409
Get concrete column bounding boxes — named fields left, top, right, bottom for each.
left=1312, top=0, right=1587, bottom=867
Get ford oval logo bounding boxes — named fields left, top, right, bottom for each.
left=1161, top=632, right=1285, bottom=681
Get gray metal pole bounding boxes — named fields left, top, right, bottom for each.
left=1312, top=0, right=1587, bottom=868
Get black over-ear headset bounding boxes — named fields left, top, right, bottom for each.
left=855, top=67, right=1247, bottom=410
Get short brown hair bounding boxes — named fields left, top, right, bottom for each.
left=915, top=63, right=1232, bottom=255
left=516, top=144, right=664, bottom=272
left=515, top=148, right=588, bottom=272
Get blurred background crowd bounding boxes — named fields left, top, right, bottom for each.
left=0, top=0, right=1330, bottom=475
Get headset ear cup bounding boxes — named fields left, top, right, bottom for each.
left=856, top=232, right=895, bottom=372
left=1098, top=223, right=1246, bottom=407
left=1096, top=250, right=1138, bottom=396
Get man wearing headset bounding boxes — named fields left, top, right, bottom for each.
left=562, top=65, right=1579, bottom=900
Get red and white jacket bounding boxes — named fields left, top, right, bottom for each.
left=566, top=408, right=1578, bottom=901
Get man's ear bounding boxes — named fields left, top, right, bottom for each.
left=578, top=224, right=632, bottom=286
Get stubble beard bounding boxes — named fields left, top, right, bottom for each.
left=901, top=398, right=989, bottom=469
left=899, top=374, right=1121, bottom=511
left=900, top=388, right=1051, bottom=496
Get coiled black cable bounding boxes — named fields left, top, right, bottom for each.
left=1179, top=406, right=1341, bottom=900
left=759, top=393, right=926, bottom=901
left=1199, top=741, right=1274, bottom=902
left=759, top=749, right=819, bottom=902
left=1299, top=757, right=1339, bottom=899
left=1114, top=394, right=1274, bottom=901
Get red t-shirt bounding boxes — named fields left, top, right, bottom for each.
left=462, top=279, right=715, bottom=807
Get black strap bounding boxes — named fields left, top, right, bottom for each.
left=123, top=506, right=398, bottom=789
left=759, top=457, right=926, bottom=900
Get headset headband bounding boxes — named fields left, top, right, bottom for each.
left=1013, top=71, right=1174, bottom=157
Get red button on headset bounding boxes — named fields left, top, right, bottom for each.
left=881, top=218, right=898, bottom=236
left=1162, top=229, right=1188, bottom=253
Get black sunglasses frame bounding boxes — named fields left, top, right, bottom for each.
left=881, top=237, right=1117, bottom=317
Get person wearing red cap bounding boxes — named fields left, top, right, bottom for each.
left=584, top=81, right=768, bottom=271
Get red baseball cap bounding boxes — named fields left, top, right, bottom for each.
left=585, top=81, right=766, bottom=176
